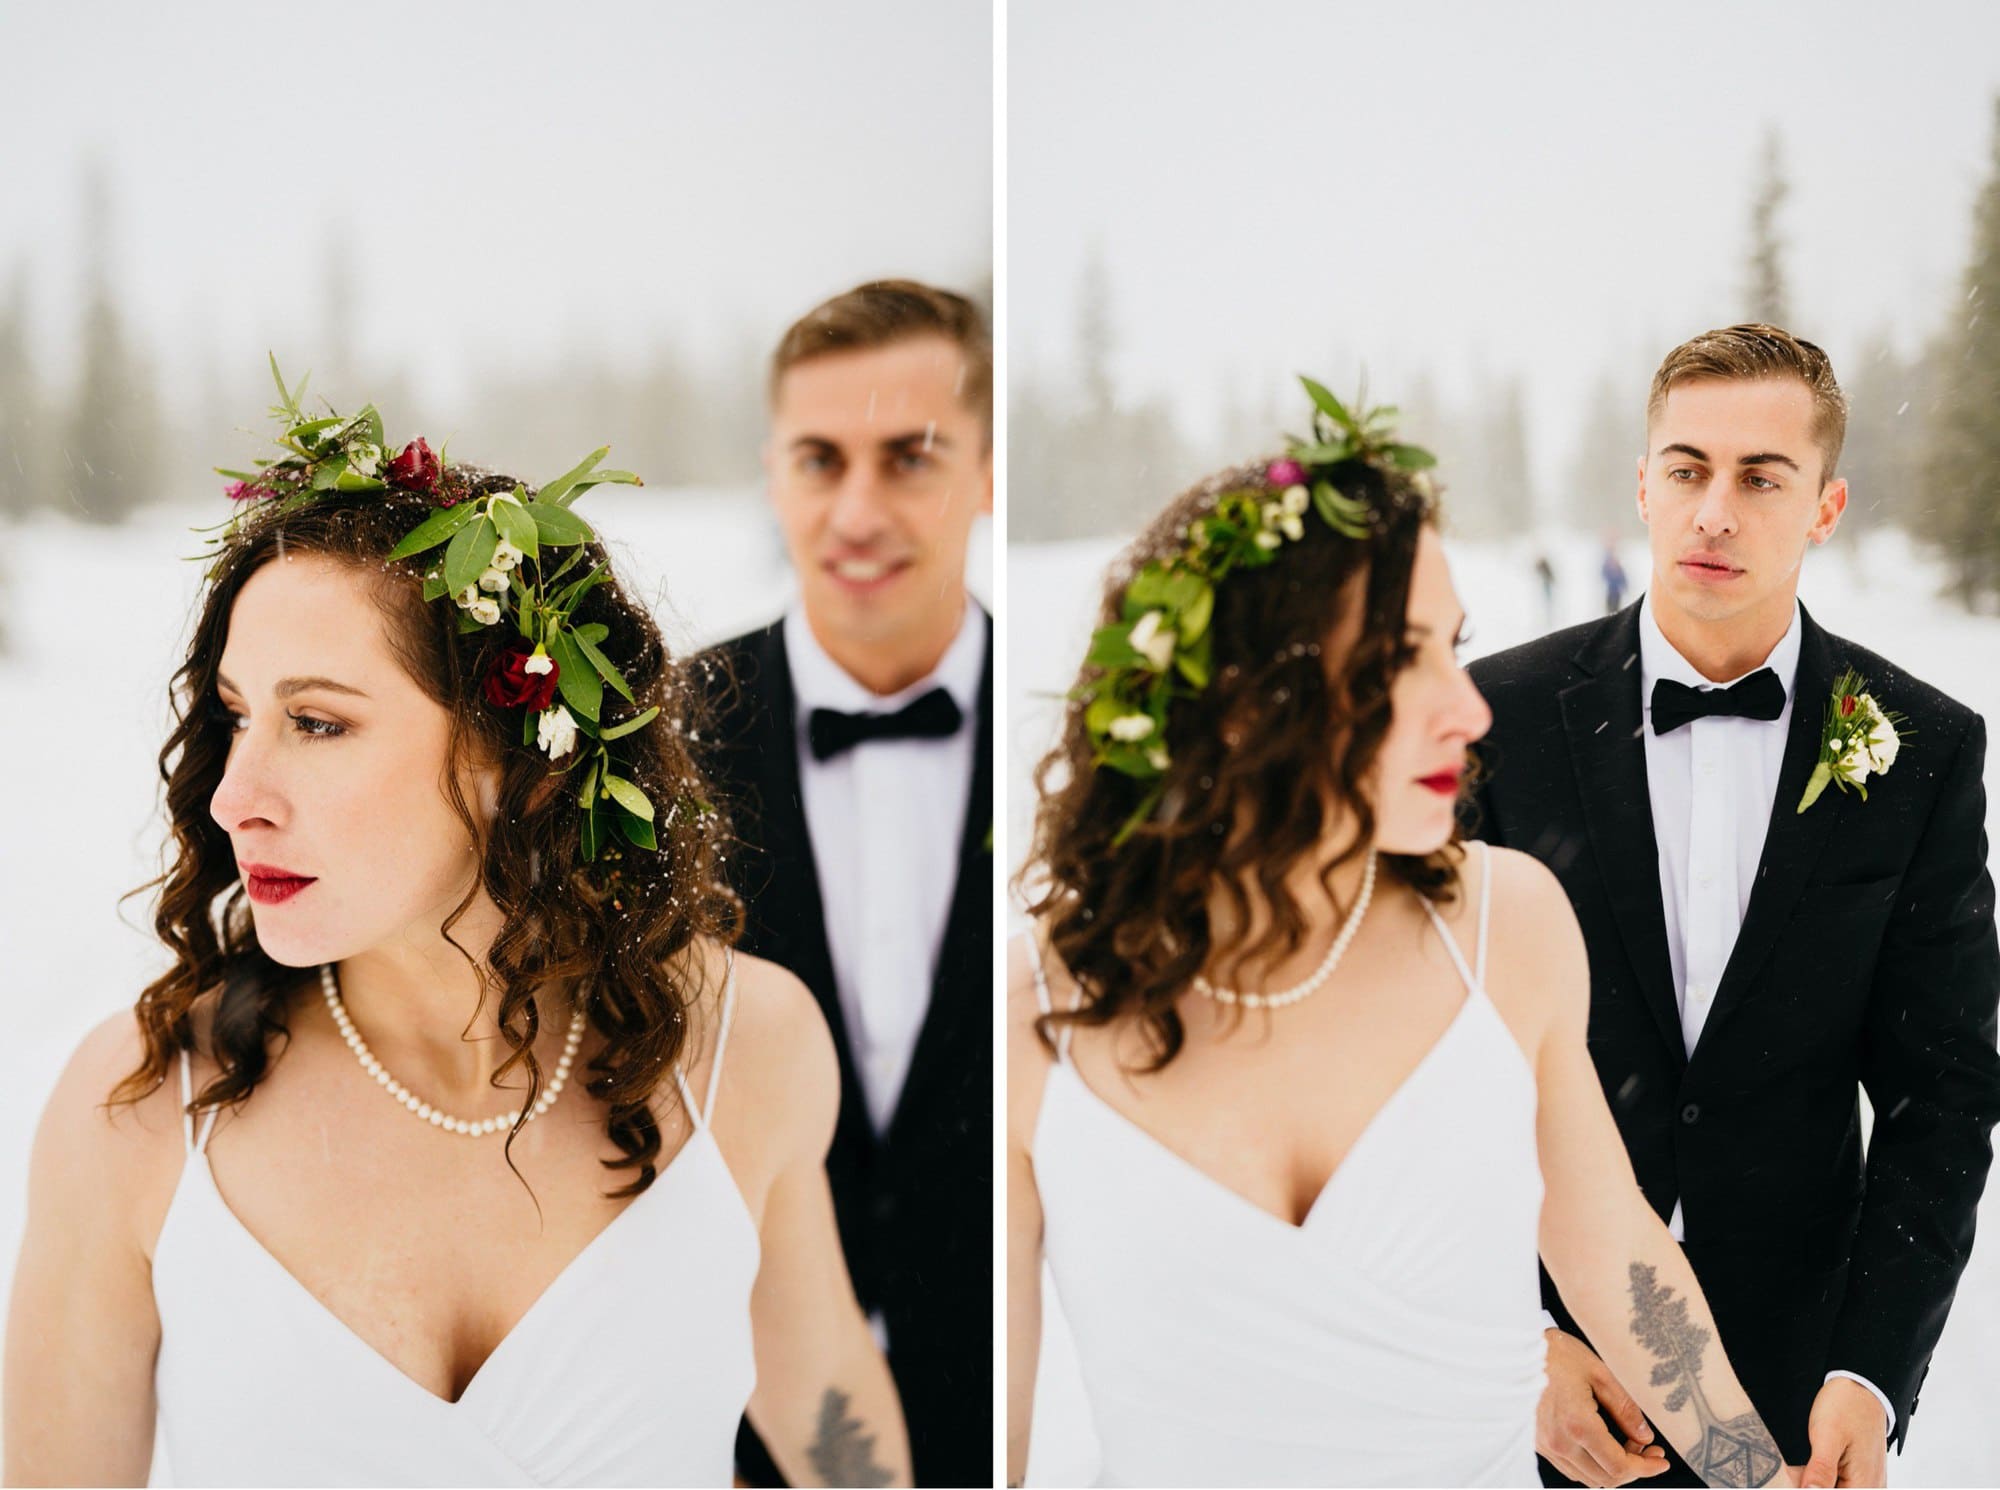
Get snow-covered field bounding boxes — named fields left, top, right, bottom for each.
left=1012, top=527, right=2000, bottom=1486
left=0, top=492, right=990, bottom=1451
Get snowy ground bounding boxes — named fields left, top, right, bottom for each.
left=1012, top=527, right=2000, bottom=1486
left=0, top=491, right=990, bottom=1450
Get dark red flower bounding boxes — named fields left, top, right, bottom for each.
left=387, top=437, right=441, bottom=495
left=482, top=643, right=560, bottom=712
left=1839, top=695, right=1858, bottom=718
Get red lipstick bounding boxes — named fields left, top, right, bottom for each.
left=240, top=861, right=317, bottom=905
left=1418, top=770, right=1462, bottom=797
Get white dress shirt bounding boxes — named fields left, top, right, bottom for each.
left=784, top=604, right=983, bottom=1135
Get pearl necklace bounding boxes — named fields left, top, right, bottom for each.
left=319, top=964, right=585, bottom=1136
left=1193, top=850, right=1378, bottom=1010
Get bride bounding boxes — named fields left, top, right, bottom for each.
left=1007, top=381, right=1793, bottom=1488
left=4, top=374, right=908, bottom=1487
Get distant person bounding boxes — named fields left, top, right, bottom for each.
left=1470, top=324, right=2000, bottom=1487
left=4, top=390, right=907, bottom=1484
left=1534, top=550, right=1558, bottom=630
left=1601, top=537, right=1629, bottom=614
left=701, top=280, right=993, bottom=1488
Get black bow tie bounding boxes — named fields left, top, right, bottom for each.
left=1649, top=668, right=1786, bottom=735
left=808, top=687, right=963, bottom=761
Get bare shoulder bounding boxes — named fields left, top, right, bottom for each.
left=695, top=944, right=837, bottom=1159
left=29, top=1010, right=187, bottom=1249
left=1005, top=927, right=1063, bottom=1149
left=1465, top=843, right=1588, bottom=1042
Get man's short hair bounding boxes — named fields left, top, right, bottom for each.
left=769, top=279, right=992, bottom=445
left=1648, top=323, right=1848, bottom=479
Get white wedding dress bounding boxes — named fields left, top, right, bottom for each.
left=1025, top=844, right=1547, bottom=1487
left=149, top=955, right=756, bottom=1487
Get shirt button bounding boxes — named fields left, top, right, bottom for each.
left=1688, top=982, right=1709, bottom=1002
left=1681, top=1103, right=1702, bottom=1125
left=1700, top=759, right=1718, bottom=776
left=1696, top=871, right=1714, bottom=889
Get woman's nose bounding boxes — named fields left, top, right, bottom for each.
left=208, top=728, right=286, bottom=836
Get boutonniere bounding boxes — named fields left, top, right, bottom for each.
left=1797, top=669, right=1910, bottom=813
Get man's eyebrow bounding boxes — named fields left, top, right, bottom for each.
left=787, top=435, right=841, bottom=452
left=1738, top=451, right=1800, bottom=471
left=1660, top=442, right=1709, bottom=462
left=216, top=672, right=371, bottom=700
left=882, top=428, right=955, bottom=452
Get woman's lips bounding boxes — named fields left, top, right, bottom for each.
left=1418, top=772, right=1462, bottom=797
left=240, top=862, right=317, bottom=905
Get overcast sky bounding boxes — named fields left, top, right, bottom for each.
left=1, top=0, right=991, bottom=411
left=1012, top=0, right=2000, bottom=486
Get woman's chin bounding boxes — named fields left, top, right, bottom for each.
left=1374, top=805, right=1458, bottom=857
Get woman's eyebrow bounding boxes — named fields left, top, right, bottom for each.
left=215, top=672, right=370, bottom=700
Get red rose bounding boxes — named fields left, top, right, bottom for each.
left=387, top=437, right=442, bottom=495
left=482, top=644, right=560, bottom=712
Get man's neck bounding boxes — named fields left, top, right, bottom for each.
left=808, top=595, right=969, bottom=697
left=1649, top=582, right=1796, bottom=683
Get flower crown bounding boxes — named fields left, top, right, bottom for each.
left=1077, top=375, right=1436, bottom=840
left=211, top=357, right=665, bottom=868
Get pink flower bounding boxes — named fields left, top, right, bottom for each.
left=1266, top=458, right=1308, bottom=488
left=224, top=480, right=266, bottom=502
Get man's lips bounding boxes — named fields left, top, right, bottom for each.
left=1679, top=552, right=1744, bottom=581
left=239, top=861, right=317, bottom=905
left=823, top=555, right=912, bottom=591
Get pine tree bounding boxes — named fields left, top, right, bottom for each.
left=1918, top=95, right=2000, bottom=606
left=1567, top=370, right=1645, bottom=535
left=1746, top=127, right=1793, bottom=327
left=62, top=160, right=163, bottom=523
left=0, top=264, right=45, bottom=515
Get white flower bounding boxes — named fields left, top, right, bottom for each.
left=1254, top=530, right=1283, bottom=550
left=1279, top=512, right=1305, bottom=541
left=490, top=538, right=524, bottom=572
left=1262, top=501, right=1284, bottom=527
left=1127, top=609, right=1176, bottom=671
left=477, top=566, right=509, bottom=593
left=537, top=704, right=578, bottom=760
left=347, top=441, right=382, bottom=478
left=523, top=648, right=554, bottom=676
left=1146, top=745, right=1171, bottom=772
left=1281, top=484, right=1310, bottom=516
left=467, top=595, right=502, bottom=626
left=455, top=584, right=482, bottom=609
left=1862, top=698, right=1900, bottom=772
left=1107, top=712, right=1155, bottom=742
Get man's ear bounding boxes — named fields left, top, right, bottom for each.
left=1634, top=454, right=1651, bottom=525
left=1811, top=477, right=1849, bottom=545
left=978, top=451, right=994, bottom=517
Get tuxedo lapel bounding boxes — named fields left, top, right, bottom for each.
left=1694, top=606, right=1848, bottom=1058
left=1559, top=605, right=1686, bottom=1062
left=887, top=610, right=993, bottom=1147
left=736, top=626, right=870, bottom=1144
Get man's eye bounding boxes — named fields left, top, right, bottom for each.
left=1669, top=467, right=1699, bottom=482
left=1745, top=473, right=1778, bottom=491
left=893, top=450, right=933, bottom=473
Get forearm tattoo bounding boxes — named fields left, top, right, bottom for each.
left=807, top=1387, right=893, bottom=1487
left=1628, top=1263, right=1783, bottom=1487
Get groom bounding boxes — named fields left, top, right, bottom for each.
left=1467, top=325, right=2000, bottom=1487
left=700, top=280, right=993, bottom=1488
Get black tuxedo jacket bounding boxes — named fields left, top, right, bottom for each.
left=1466, top=601, right=2000, bottom=1468
left=699, top=612, right=992, bottom=1489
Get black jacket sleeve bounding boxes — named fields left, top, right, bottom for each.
left=1828, top=712, right=2000, bottom=1447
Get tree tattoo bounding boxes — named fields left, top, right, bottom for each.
left=1628, top=1263, right=1783, bottom=1487
left=808, top=1387, right=893, bottom=1487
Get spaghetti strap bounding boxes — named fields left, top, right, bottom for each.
left=178, top=1047, right=219, bottom=1155
left=1022, top=932, right=1073, bottom=1062
left=702, top=949, right=737, bottom=1126
left=1419, top=891, right=1481, bottom=996
left=1474, top=841, right=1494, bottom=990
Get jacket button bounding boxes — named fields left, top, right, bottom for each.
left=1681, top=1103, right=1701, bottom=1125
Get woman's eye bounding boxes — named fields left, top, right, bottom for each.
left=289, top=712, right=345, bottom=739
left=210, top=700, right=246, bottom=731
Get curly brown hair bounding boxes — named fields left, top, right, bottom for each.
left=1018, top=453, right=1463, bottom=1070
left=112, top=470, right=743, bottom=1196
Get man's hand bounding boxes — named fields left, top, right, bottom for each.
left=1798, top=1379, right=1888, bottom=1488
left=1538, top=1328, right=1671, bottom=1487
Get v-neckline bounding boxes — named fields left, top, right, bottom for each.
left=182, top=1125, right=726, bottom=1409
left=1048, top=987, right=1490, bottom=1234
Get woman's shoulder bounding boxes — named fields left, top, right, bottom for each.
left=1463, top=841, right=1588, bottom=1032
left=30, top=1010, right=190, bottom=1233
left=683, top=943, right=838, bottom=1156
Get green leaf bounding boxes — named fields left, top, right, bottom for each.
left=600, top=773, right=654, bottom=821
left=566, top=469, right=641, bottom=500
left=580, top=807, right=600, bottom=862
left=360, top=405, right=385, bottom=449
left=537, top=447, right=609, bottom=508
left=1178, top=581, right=1214, bottom=644
left=1125, top=563, right=1173, bottom=612
left=1085, top=624, right=1142, bottom=670
left=511, top=571, right=535, bottom=639
left=525, top=500, right=594, bottom=547
left=443, top=515, right=499, bottom=598
left=1288, top=441, right=1353, bottom=465
left=616, top=811, right=658, bottom=850
left=573, top=622, right=609, bottom=646
left=310, top=457, right=346, bottom=490
left=571, top=628, right=635, bottom=702
left=386, top=501, right=480, bottom=561
left=601, top=705, right=660, bottom=742
left=546, top=625, right=602, bottom=723
left=490, top=494, right=539, bottom=563
left=421, top=570, right=451, bottom=602
left=1385, top=443, right=1437, bottom=471
left=550, top=567, right=608, bottom=617
left=1084, top=695, right=1126, bottom=737
left=579, top=757, right=601, bottom=809
left=522, top=708, right=539, bottom=748
left=290, top=416, right=345, bottom=440
left=1176, top=633, right=1211, bottom=688
left=1299, top=375, right=1354, bottom=430
left=333, top=471, right=385, bottom=492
